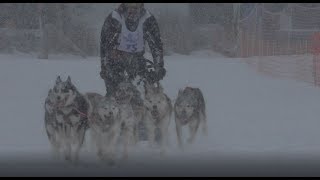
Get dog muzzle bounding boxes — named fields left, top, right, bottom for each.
left=151, top=109, right=159, bottom=118
left=179, top=112, right=190, bottom=125
left=101, top=115, right=114, bottom=131
left=180, top=119, right=189, bottom=125
left=56, top=100, right=66, bottom=109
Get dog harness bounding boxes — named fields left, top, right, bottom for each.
left=112, top=10, right=151, bottom=53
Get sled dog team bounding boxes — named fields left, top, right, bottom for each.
left=44, top=76, right=207, bottom=165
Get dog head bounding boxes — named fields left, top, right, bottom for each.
left=174, top=87, right=199, bottom=124
left=144, top=81, right=168, bottom=119
left=114, top=81, right=136, bottom=104
left=96, top=96, right=120, bottom=131
left=52, top=76, right=78, bottom=109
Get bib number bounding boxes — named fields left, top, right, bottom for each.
left=123, top=33, right=139, bottom=53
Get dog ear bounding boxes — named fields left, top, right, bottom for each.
left=67, top=76, right=72, bottom=84
left=56, top=76, right=62, bottom=84
left=48, top=89, right=52, bottom=95
left=178, top=88, right=185, bottom=98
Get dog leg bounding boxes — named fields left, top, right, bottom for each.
left=69, top=128, right=85, bottom=165
left=99, top=130, right=119, bottom=166
left=97, top=147, right=104, bottom=161
left=99, top=144, right=115, bottom=166
left=159, top=115, right=171, bottom=155
left=70, top=142, right=82, bottom=165
left=122, top=123, right=134, bottom=161
left=133, top=122, right=140, bottom=145
left=62, top=124, right=72, bottom=162
left=159, top=124, right=168, bottom=156
left=175, top=118, right=183, bottom=150
left=201, top=114, right=208, bottom=136
left=48, top=132, right=61, bottom=160
left=187, top=119, right=200, bottom=144
left=105, top=131, right=119, bottom=166
left=91, top=130, right=102, bottom=161
left=64, top=143, right=72, bottom=162
left=165, top=113, right=172, bottom=147
left=46, top=125, right=62, bottom=160
left=122, top=136, right=129, bottom=161
left=145, top=120, right=156, bottom=148
left=98, top=142, right=109, bottom=164
left=50, top=143, right=61, bottom=160
left=96, top=134, right=109, bottom=163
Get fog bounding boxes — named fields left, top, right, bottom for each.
left=1, top=3, right=319, bottom=58
left=1, top=3, right=320, bottom=176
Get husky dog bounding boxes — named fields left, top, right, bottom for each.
left=44, top=76, right=89, bottom=163
left=113, top=81, right=144, bottom=159
left=143, top=81, right=172, bottom=154
left=84, top=92, right=121, bottom=165
left=174, top=87, right=207, bottom=149
left=44, top=88, right=61, bottom=157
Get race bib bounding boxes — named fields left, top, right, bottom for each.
left=123, top=32, right=139, bottom=53
left=112, top=10, right=151, bottom=53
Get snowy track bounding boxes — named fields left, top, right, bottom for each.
left=1, top=51, right=320, bottom=176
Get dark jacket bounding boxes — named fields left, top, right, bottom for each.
left=100, top=5, right=164, bottom=73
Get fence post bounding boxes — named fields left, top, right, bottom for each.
left=273, top=41, right=276, bottom=56
left=312, top=32, right=320, bottom=87
left=266, top=40, right=269, bottom=56
left=38, top=3, right=48, bottom=59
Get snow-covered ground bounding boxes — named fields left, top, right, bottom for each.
left=1, top=51, right=320, bottom=176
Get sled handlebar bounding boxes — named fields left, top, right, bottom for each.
left=142, top=58, right=156, bottom=69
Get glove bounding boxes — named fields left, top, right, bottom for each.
left=100, top=69, right=107, bottom=79
left=155, top=65, right=166, bottom=81
left=100, top=64, right=111, bottom=80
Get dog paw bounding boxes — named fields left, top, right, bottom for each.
left=107, top=159, right=116, bottom=166
left=160, top=150, right=166, bottom=156
left=70, top=160, right=80, bottom=167
left=121, top=153, right=129, bottom=162
left=203, top=128, right=208, bottom=137
left=187, top=138, right=194, bottom=144
left=178, top=142, right=184, bottom=150
left=97, top=150, right=103, bottom=158
left=64, top=155, right=71, bottom=162
left=98, top=154, right=116, bottom=166
left=148, top=142, right=154, bottom=148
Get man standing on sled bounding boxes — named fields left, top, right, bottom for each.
left=99, top=3, right=166, bottom=96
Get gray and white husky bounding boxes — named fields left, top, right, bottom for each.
left=143, top=81, right=172, bottom=154
left=84, top=92, right=121, bottom=165
left=113, top=81, right=144, bottom=159
left=174, top=87, right=207, bottom=149
left=44, top=76, right=89, bottom=163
